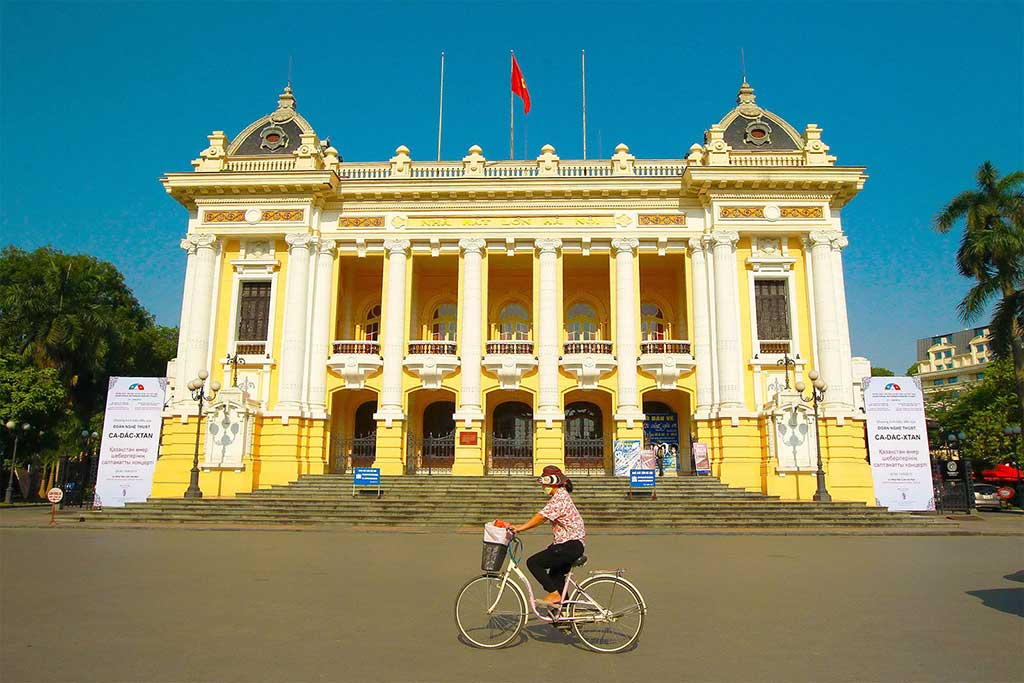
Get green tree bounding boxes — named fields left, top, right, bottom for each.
left=935, top=161, right=1024, bottom=426
left=871, top=367, right=895, bottom=377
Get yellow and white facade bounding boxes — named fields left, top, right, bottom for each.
left=154, top=82, right=875, bottom=503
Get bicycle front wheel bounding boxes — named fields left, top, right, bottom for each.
left=568, top=576, right=645, bottom=653
left=454, top=574, right=527, bottom=649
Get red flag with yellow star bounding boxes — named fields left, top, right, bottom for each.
left=511, top=55, right=530, bottom=114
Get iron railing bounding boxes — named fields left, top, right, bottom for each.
left=234, top=341, right=268, bottom=356
left=407, top=432, right=455, bottom=475
left=332, top=435, right=377, bottom=473
left=564, top=438, right=608, bottom=475
left=563, top=340, right=613, bottom=355
left=640, top=340, right=692, bottom=355
left=407, top=341, right=457, bottom=356
left=758, top=340, right=792, bottom=355
left=332, top=340, right=381, bottom=355
left=488, top=434, right=534, bottom=476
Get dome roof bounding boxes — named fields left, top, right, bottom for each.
left=711, top=81, right=803, bottom=152
left=226, top=85, right=318, bottom=156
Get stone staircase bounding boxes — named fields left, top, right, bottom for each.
left=79, top=475, right=953, bottom=529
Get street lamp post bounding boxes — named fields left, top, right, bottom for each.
left=184, top=370, right=220, bottom=499
left=3, top=421, right=31, bottom=504
left=796, top=370, right=832, bottom=503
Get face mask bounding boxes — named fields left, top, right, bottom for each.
left=543, top=486, right=556, bottom=496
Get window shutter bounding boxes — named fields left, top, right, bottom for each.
left=754, top=279, right=790, bottom=340
left=237, top=281, right=272, bottom=341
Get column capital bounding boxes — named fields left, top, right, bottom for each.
left=687, top=237, right=705, bottom=254
left=181, top=233, right=217, bottom=253
left=807, top=230, right=839, bottom=248
left=384, top=238, right=411, bottom=255
left=316, top=238, right=337, bottom=256
left=534, top=238, right=562, bottom=254
left=711, top=230, right=739, bottom=249
left=611, top=237, right=639, bottom=254
left=285, top=232, right=316, bottom=251
left=458, top=237, right=487, bottom=254
left=830, top=234, right=849, bottom=251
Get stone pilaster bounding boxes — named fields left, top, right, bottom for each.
left=307, top=239, right=337, bottom=414
left=276, top=233, right=315, bottom=413
left=374, top=239, right=411, bottom=427
left=612, top=238, right=643, bottom=426
left=688, top=237, right=714, bottom=417
left=174, top=237, right=199, bottom=407
left=453, top=238, right=486, bottom=476
left=711, top=230, right=744, bottom=411
left=830, top=234, right=855, bottom=410
left=807, top=231, right=846, bottom=412
left=535, top=238, right=564, bottom=426
left=181, top=233, right=219, bottom=407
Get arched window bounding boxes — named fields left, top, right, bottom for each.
left=498, top=303, right=530, bottom=340
left=565, top=401, right=603, bottom=440
left=363, top=304, right=381, bottom=341
left=422, top=401, right=456, bottom=437
left=431, top=303, right=457, bottom=341
left=493, top=401, right=533, bottom=440
left=641, top=303, right=667, bottom=341
left=566, top=303, right=598, bottom=341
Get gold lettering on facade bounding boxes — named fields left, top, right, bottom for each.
left=408, top=215, right=611, bottom=228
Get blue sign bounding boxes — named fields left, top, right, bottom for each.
left=643, top=413, right=679, bottom=470
left=629, top=469, right=656, bottom=487
left=354, top=467, right=381, bottom=486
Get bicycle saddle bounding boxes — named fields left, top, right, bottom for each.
left=573, top=555, right=588, bottom=567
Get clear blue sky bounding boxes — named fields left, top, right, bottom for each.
left=2, top=1, right=1022, bottom=373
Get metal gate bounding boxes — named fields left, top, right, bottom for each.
left=57, top=454, right=99, bottom=507
left=333, top=435, right=377, bottom=473
left=488, top=434, right=533, bottom=476
left=407, top=432, right=455, bottom=475
left=565, top=437, right=607, bottom=476
left=932, top=457, right=975, bottom=513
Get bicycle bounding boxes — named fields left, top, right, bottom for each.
left=454, top=529, right=646, bottom=653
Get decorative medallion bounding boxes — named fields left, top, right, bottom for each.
left=259, top=124, right=289, bottom=152
left=339, top=216, right=386, bottom=228
left=206, top=210, right=245, bottom=223
left=244, top=208, right=262, bottom=225
left=780, top=206, right=824, bottom=219
left=763, top=205, right=781, bottom=221
left=639, top=214, right=687, bottom=226
left=744, top=119, right=773, bottom=146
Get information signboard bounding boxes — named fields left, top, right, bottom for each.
left=93, top=377, right=167, bottom=508
left=864, top=377, right=935, bottom=511
left=613, top=440, right=643, bottom=477
left=353, top=467, right=382, bottom=497
left=692, top=442, right=711, bottom=475
left=643, top=414, right=679, bottom=471
left=629, top=470, right=656, bottom=487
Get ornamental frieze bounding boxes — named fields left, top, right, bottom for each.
left=338, top=216, right=386, bottom=227
left=204, top=209, right=304, bottom=223
left=719, top=206, right=823, bottom=219
left=638, top=214, right=686, bottom=226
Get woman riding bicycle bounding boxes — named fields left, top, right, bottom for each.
left=509, top=465, right=586, bottom=607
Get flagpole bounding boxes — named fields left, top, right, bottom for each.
left=437, top=51, right=445, bottom=162
left=582, top=49, right=587, bottom=161
left=509, top=50, right=515, bottom=160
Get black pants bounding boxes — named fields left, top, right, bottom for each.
left=526, top=540, right=585, bottom=594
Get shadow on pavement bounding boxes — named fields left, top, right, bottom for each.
left=1004, top=570, right=1024, bottom=583
left=965, top=588, right=1024, bottom=618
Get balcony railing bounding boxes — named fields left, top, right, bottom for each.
left=486, top=340, right=534, bottom=355
left=408, top=341, right=457, bottom=356
left=640, top=340, right=692, bottom=355
left=758, top=340, right=792, bottom=355
left=332, top=340, right=381, bottom=355
left=563, top=340, right=613, bottom=355
left=234, top=341, right=268, bottom=356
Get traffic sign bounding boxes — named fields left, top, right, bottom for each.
left=996, top=486, right=1015, bottom=500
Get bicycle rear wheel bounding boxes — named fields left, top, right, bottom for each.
left=568, top=576, right=645, bottom=653
left=454, top=574, right=527, bottom=649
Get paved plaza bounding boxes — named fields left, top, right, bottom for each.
left=2, top=520, right=1022, bottom=683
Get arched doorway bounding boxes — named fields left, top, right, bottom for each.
left=329, top=390, right=377, bottom=473
left=643, top=400, right=678, bottom=475
left=564, top=401, right=605, bottom=475
left=351, top=401, right=377, bottom=469
left=412, top=400, right=455, bottom=474
left=490, top=401, right=533, bottom=475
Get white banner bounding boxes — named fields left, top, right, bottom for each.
left=864, top=377, right=935, bottom=511
left=613, top=439, right=643, bottom=477
left=94, top=377, right=167, bottom=508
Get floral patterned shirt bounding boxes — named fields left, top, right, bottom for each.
left=538, top=488, right=586, bottom=545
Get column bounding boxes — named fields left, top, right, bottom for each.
left=174, top=236, right=199, bottom=407
left=454, top=238, right=486, bottom=423
left=453, top=239, right=486, bottom=475
left=831, top=234, right=855, bottom=409
left=534, top=238, right=564, bottom=423
left=181, top=233, right=219, bottom=406
left=307, top=239, right=337, bottom=414
left=612, top=238, right=643, bottom=424
left=688, top=237, right=713, bottom=416
left=276, top=233, right=314, bottom=412
left=808, top=231, right=844, bottom=411
left=711, top=231, right=744, bottom=411
left=374, top=239, right=411, bottom=425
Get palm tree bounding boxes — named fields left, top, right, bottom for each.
left=935, top=161, right=1024, bottom=425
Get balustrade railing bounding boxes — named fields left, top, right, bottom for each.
left=332, top=340, right=381, bottom=355
left=407, top=341, right=457, bottom=356
left=226, top=157, right=298, bottom=172
left=563, top=340, right=613, bottom=355
left=729, top=153, right=805, bottom=167
left=640, top=340, right=692, bottom=355
left=758, top=340, right=792, bottom=355
left=234, top=341, right=268, bottom=356
left=485, top=340, right=534, bottom=355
